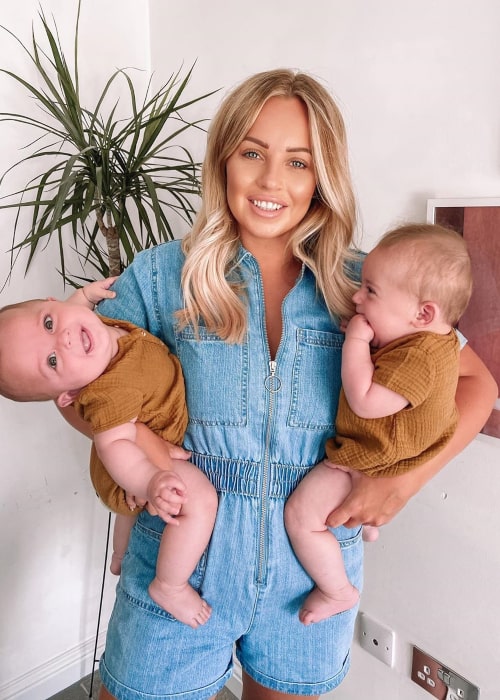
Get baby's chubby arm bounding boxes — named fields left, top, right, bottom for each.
left=67, top=277, right=118, bottom=309
left=94, top=421, right=187, bottom=524
left=342, top=314, right=409, bottom=419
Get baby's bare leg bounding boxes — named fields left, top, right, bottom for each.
left=111, top=513, right=136, bottom=575
left=148, top=460, right=218, bottom=628
left=285, top=462, right=359, bottom=625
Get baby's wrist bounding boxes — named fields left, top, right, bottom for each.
left=82, top=287, right=96, bottom=309
left=345, top=334, right=370, bottom=343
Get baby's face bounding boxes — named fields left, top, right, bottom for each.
left=352, top=248, right=420, bottom=348
left=0, top=299, right=116, bottom=400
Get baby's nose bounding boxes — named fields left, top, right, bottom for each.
left=59, top=328, right=72, bottom=348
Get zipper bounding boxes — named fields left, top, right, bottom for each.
left=250, top=252, right=299, bottom=585
left=258, top=359, right=281, bottom=583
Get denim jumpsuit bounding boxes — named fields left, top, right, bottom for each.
left=98, top=240, right=363, bottom=700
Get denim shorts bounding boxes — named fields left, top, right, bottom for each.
left=99, top=478, right=363, bottom=700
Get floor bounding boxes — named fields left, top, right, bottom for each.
left=48, top=670, right=237, bottom=700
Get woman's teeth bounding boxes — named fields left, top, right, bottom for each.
left=252, top=200, right=283, bottom=211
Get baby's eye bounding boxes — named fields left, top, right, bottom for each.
left=366, top=286, right=376, bottom=295
left=47, top=352, right=57, bottom=369
left=44, top=315, right=54, bottom=331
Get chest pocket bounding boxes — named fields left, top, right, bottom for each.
left=175, top=327, right=248, bottom=426
left=287, top=328, right=343, bottom=431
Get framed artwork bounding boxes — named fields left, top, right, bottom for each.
left=427, top=197, right=500, bottom=439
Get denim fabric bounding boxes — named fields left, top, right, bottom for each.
left=98, top=241, right=363, bottom=699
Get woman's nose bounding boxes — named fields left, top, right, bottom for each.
left=257, top=158, right=281, bottom=189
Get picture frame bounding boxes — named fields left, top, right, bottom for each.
left=427, top=197, right=500, bottom=439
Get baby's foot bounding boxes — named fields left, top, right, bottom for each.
left=110, top=552, right=124, bottom=575
left=148, top=577, right=212, bottom=628
left=362, top=525, right=380, bottom=542
left=299, top=584, right=359, bottom=625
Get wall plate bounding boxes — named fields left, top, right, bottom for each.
left=358, top=612, right=395, bottom=667
left=411, top=647, right=480, bottom=700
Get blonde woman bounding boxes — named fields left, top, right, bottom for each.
left=75, top=70, right=496, bottom=700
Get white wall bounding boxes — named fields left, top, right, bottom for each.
left=149, top=2, right=500, bottom=700
left=1, top=1, right=499, bottom=699
left=0, top=3, right=150, bottom=698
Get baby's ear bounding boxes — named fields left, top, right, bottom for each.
left=56, top=389, right=81, bottom=408
left=414, top=302, right=437, bottom=327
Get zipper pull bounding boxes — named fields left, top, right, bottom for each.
left=265, top=360, right=281, bottom=392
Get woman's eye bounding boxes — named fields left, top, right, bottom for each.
left=291, top=159, right=306, bottom=169
left=47, top=353, right=57, bottom=369
left=44, top=315, right=54, bottom=331
left=243, top=150, right=260, bottom=160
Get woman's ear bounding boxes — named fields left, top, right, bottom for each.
left=56, top=389, right=81, bottom=408
left=414, top=302, right=437, bottom=327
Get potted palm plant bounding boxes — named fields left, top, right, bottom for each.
left=0, top=1, right=217, bottom=287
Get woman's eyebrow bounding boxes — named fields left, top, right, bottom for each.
left=243, top=135, right=312, bottom=154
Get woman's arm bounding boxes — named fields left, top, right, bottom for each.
left=57, top=405, right=190, bottom=465
left=326, top=344, right=498, bottom=529
left=57, top=405, right=191, bottom=514
left=57, top=404, right=93, bottom=439
left=134, top=423, right=191, bottom=470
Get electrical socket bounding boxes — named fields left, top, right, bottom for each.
left=411, top=646, right=480, bottom=700
left=358, top=612, right=395, bottom=667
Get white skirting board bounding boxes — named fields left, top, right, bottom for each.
left=225, top=659, right=243, bottom=698
left=0, top=633, right=105, bottom=700
left=1, top=638, right=243, bottom=700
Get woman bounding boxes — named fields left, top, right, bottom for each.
left=91, top=70, right=496, bottom=700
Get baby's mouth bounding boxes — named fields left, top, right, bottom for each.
left=81, top=329, right=92, bottom=353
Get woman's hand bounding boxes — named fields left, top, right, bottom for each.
left=135, top=423, right=191, bottom=471
left=327, top=343, right=497, bottom=529
left=326, top=467, right=421, bottom=529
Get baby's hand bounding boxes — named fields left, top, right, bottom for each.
left=345, top=313, right=374, bottom=343
left=146, top=471, right=188, bottom=525
left=82, top=277, right=118, bottom=306
left=124, top=491, right=146, bottom=511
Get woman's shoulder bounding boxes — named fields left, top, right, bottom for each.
left=344, top=247, right=365, bottom=282
left=134, top=239, right=185, bottom=267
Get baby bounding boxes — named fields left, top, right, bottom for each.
left=0, top=279, right=218, bottom=628
left=285, top=223, right=473, bottom=624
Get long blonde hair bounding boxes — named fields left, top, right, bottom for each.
left=179, top=69, right=358, bottom=342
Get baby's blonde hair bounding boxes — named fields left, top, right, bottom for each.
left=376, top=224, right=472, bottom=326
left=178, top=69, right=359, bottom=342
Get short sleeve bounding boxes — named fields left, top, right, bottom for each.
left=77, top=383, right=143, bottom=434
left=373, top=346, right=435, bottom=408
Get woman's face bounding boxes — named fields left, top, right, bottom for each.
left=225, top=96, right=317, bottom=255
